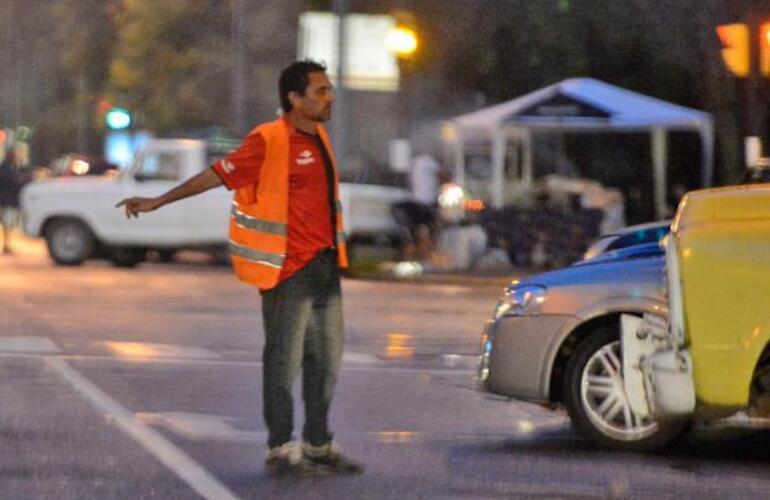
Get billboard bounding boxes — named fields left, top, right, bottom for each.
left=298, top=12, right=400, bottom=92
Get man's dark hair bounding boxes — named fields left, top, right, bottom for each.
left=279, top=60, right=327, bottom=113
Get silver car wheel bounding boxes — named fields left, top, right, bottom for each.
left=580, top=340, right=658, bottom=441
left=45, top=219, right=94, bottom=265
left=50, top=224, right=88, bottom=260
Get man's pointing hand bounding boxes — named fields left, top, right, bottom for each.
left=115, top=197, right=162, bottom=219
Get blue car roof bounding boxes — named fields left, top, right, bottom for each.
left=574, top=241, right=663, bottom=267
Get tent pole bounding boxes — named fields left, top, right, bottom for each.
left=523, top=129, right=534, bottom=188
left=699, top=120, right=714, bottom=187
left=652, top=127, right=668, bottom=219
left=454, top=130, right=465, bottom=186
left=491, top=128, right=506, bottom=208
left=510, top=128, right=520, bottom=180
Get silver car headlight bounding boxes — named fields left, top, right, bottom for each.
left=493, top=284, right=547, bottom=319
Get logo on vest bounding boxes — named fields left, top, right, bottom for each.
left=296, top=150, right=316, bottom=166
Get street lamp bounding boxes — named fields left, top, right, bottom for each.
left=760, top=22, right=770, bottom=76
left=386, top=21, right=419, bottom=143
left=716, top=23, right=750, bottom=77
left=385, top=26, right=418, bottom=59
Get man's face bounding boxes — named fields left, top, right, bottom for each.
left=291, top=71, right=334, bottom=122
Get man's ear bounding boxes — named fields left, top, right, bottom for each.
left=288, top=90, right=302, bottom=109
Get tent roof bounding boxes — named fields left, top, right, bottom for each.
left=451, top=78, right=711, bottom=133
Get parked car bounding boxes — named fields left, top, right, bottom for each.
left=477, top=221, right=685, bottom=451
left=21, top=139, right=409, bottom=267
left=621, top=184, right=770, bottom=445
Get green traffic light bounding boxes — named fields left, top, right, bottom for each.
left=106, top=108, right=132, bottom=130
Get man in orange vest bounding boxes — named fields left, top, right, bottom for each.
left=116, top=60, right=363, bottom=476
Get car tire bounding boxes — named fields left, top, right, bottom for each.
left=109, top=247, right=147, bottom=268
left=210, top=247, right=231, bottom=266
left=45, top=219, right=95, bottom=266
left=157, top=249, right=176, bottom=263
left=563, top=324, right=688, bottom=452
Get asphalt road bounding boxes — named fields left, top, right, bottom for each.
left=1, top=238, right=770, bottom=499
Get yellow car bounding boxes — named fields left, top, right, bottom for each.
left=623, top=184, right=770, bottom=443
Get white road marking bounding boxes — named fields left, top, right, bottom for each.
left=0, top=336, right=60, bottom=354
left=0, top=337, right=476, bottom=375
left=342, top=351, right=384, bottom=365
left=422, top=284, right=475, bottom=295
left=134, top=411, right=570, bottom=446
left=137, top=412, right=264, bottom=443
left=44, top=357, right=239, bottom=500
left=343, top=280, right=475, bottom=295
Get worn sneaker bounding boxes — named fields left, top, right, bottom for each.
left=302, top=441, right=364, bottom=475
left=265, top=441, right=329, bottom=476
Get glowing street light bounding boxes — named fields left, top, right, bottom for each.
left=386, top=26, right=418, bottom=58
left=716, top=23, right=750, bottom=77
left=386, top=16, right=419, bottom=139
left=761, top=22, right=770, bottom=76
left=105, top=107, right=132, bottom=130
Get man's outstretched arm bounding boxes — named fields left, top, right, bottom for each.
left=115, top=167, right=224, bottom=218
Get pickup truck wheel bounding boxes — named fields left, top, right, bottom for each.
left=45, top=219, right=94, bottom=266
left=109, top=247, right=147, bottom=268
left=157, top=250, right=176, bottom=262
left=210, top=247, right=231, bottom=266
left=563, top=325, right=687, bottom=452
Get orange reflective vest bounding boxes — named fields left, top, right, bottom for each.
left=228, top=118, right=348, bottom=290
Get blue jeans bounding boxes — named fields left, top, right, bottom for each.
left=261, top=249, right=344, bottom=448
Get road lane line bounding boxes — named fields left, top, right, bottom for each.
left=0, top=336, right=60, bottom=354
left=44, top=357, right=239, bottom=500
left=0, top=348, right=477, bottom=376
left=0, top=351, right=477, bottom=375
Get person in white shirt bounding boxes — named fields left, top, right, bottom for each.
left=392, top=154, right=444, bottom=261
left=410, top=154, right=440, bottom=205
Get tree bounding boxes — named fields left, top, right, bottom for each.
left=51, top=0, right=121, bottom=152
left=108, top=0, right=231, bottom=134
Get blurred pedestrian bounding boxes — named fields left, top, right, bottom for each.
left=410, top=153, right=441, bottom=208
left=391, top=153, right=443, bottom=262
left=0, top=151, right=22, bottom=254
left=116, top=60, right=363, bottom=477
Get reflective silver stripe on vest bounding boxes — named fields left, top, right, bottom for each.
left=336, top=230, right=347, bottom=244
left=230, top=205, right=287, bottom=236
left=228, top=240, right=285, bottom=268
left=336, top=200, right=343, bottom=213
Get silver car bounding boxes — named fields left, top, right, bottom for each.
left=477, top=222, right=688, bottom=451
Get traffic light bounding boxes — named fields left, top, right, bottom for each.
left=760, top=22, right=770, bottom=77
left=716, top=23, right=750, bottom=77
left=105, top=107, right=132, bottom=130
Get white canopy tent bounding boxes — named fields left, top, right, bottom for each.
left=446, top=78, right=714, bottom=219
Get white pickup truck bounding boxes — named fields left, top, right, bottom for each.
left=21, top=139, right=409, bottom=266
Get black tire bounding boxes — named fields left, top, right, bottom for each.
left=44, top=219, right=95, bottom=266
left=209, top=247, right=231, bottom=266
left=157, top=249, right=176, bottom=263
left=563, top=323, right=688, bottom=452
left=109, top=247, right=147, bottom=268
